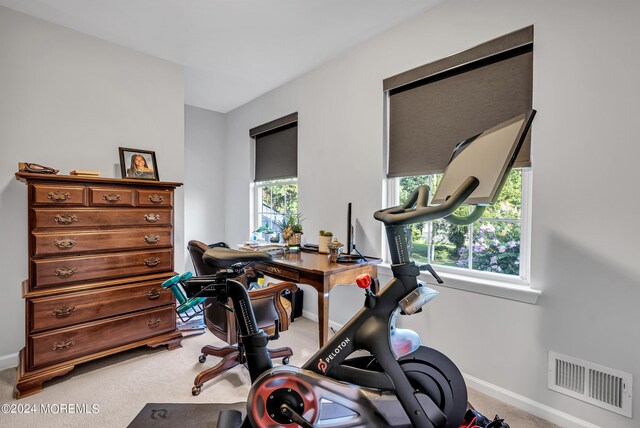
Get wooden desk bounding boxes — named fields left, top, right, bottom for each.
left=254, top=250, right=381, bottom=347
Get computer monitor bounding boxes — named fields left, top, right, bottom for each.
left=346, top=202, right=353, bottom=255
left=431, top=110, right=535, bottom=206
left=337, top=202, right=365, bottom=263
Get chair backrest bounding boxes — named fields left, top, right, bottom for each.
left=187, top=240, right=228, bottom=276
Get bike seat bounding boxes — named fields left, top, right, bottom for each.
left=203, top=247, right=273, bottom=269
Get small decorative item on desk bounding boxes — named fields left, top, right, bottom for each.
left=284, top=230, right=302, bottom=251
left=328, top=238, right=344, bottom=262
left=276, top=212, right=304, bottom=249
left=318, top=230, right=333, bottom=253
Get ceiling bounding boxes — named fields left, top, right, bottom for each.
left=0, top=0, right=443, bottom=113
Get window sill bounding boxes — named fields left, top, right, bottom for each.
left=377, top=263, right=541, bottom=304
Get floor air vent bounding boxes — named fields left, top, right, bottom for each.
left=548, top=351, right=632, bottom=418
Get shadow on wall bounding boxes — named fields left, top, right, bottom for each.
left=183, top=254, right=194, bottom=275
left=538, top=231, right=639, bottom=380
left=355, top=218, right=376, bottom=257
left=1, top=177, right=28, bottom=356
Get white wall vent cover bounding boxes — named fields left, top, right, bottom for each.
left=548, top=351, right=632, bottom=418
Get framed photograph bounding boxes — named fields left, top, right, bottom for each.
left=119, top=147, right=159, bottom=180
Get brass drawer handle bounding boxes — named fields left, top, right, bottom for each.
left=54, top=237, right=77, bottom=249
left=52, top=339, right=75, bottom=351
left=54, top=214, right=78, bottom=224
left=52, top=305, right=76, bottom=318
left=146, top=288, right=161, bottom=300
left=54, top=266, right=77, bottom=278
left=147, top=318, right=161, bottom=329
left=103, top=193, right=122, bottom=203
left=266, top=266, right=282, bottom=275
left=144, top=213, right=160, bottom=223
left=148, top=194, right=165, bottom=204
left=144, top=257, right=160, bottom=267
left=144, top=235, right=160, bottom=244
left=47, top=191, right=71, bottom=202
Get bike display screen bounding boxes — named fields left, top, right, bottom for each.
left=431, top=110, right=535, bottom=206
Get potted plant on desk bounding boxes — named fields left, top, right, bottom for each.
left=318, top=230, right=333, bottom=253
left=254, top=224, right=274, bottom=242
left=276, top=213, right=304, bottom=248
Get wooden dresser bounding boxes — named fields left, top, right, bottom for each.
left=15, top=172, right=183, bottom=398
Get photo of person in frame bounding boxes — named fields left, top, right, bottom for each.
left=127, top=153, right=155, bottom=178
left=119, top=148, right=159, bottom=180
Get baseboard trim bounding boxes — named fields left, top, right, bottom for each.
left=464, top=373, right=600, bottom=428
left=301, top=310, right=344, bottom=333
left=0, top=352, right=19, bottom=370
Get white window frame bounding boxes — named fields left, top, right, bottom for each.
left=252, top=177, right=299, bottom=236
left=383, top=170, right=540, bottom=304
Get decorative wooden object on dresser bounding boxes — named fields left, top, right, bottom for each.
left=14, top=172, right=184, bottom=398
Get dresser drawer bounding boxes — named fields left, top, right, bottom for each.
left=32, top=184, right=86, bottom=206
left=29, top=281, right=174, bottom=332
left=136, top=189, right=173, bottom=207
left=31, top=249, right=173, bottom=289
left=89, top=187, right=134, bottom=207
left=32, top=228, right=173, bottom=256
left=32, top=208, right=173, bottom=229
left=29, top=306, right=175, bottom=368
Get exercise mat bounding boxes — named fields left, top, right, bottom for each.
left=128, top=402, right=245, bottom=428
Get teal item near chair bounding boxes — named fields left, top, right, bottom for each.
left=161, top=273, right=183, bottom=288
left=162, top=271, right=207, bottom=319
left=161, top=274, right=189, bottom=304
left=177, top=297, right=207, bottom=314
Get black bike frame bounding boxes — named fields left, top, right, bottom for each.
left=298, top=224, right=442, bottom=427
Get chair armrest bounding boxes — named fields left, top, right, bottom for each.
left=249, top=281, right=298, bottom=331
left=249, top=281, right=298, bottom=299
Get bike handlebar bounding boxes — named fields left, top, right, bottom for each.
left=374, top=176, right=480, bottom=226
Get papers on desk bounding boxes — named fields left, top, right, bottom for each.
left=239, top=241, right=287, bottom=254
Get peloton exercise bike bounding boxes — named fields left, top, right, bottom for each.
left=163, top=110, right=535, bottom=428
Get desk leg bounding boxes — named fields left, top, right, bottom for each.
left=318, top=291, right=330, bottom=347
left=372, top=276, right=380, bottom=294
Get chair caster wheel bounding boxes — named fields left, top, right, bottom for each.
left=282, top=357, right=290, bottom=365
left=192, top=386, right=201, bottom=396
left=198, top=354, right=207, bottom=363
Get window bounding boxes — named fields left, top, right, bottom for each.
left=383, top=27, right=534, bottom=282
left=388, top=168, right=530, bottom=280
left=254, top=178, right=299, bottom=236
left=250, top=113, right=298, bottom=237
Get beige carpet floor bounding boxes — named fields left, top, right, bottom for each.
left=0, top=317, right=558, bottom=427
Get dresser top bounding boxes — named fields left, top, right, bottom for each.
left=15, top=172, right=183, bottom=188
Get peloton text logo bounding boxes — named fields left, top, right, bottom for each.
left=317, top=338, right=351, bottom=373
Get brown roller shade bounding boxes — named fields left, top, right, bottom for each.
left=385, top=26, right=533, bottom=178
left=252, top=113, right=298, bottom=182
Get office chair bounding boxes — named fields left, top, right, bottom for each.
left=187, top=240, right=297, bottom=395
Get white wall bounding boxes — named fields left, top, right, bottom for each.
left=184, top=105, right=227, bottom=270
left=0, top=7, right=185, bottom=359
left=225, top=0, right=640, bottom=426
